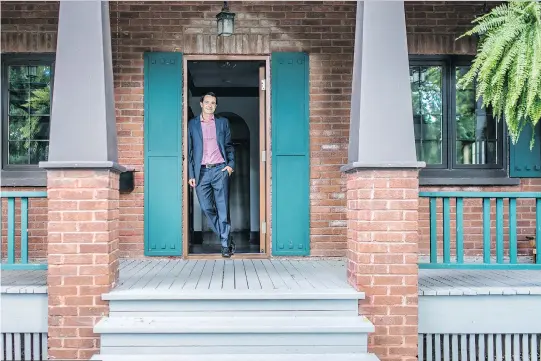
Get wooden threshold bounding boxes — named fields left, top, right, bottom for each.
left=183, top=253, right=270, bottom=260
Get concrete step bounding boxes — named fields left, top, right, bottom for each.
left=95, top=316, right=374, bottom=355
left=91, top=353, right=381, bottom=361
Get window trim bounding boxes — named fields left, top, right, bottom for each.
left=410, top=55, right=511, bottom=185
left=1, top=53, right=55, bottom=186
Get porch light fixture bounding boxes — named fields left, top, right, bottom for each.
left=216, top=1, right=235, bottom=37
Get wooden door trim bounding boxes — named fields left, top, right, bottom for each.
left=181, top=54, right=271, bottom=259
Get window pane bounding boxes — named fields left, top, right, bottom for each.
left=455, top=66, right=498, bottom=165
left=8, top=116, right=26, bottom=141
left=8, top=141, right=29, bottom=165
left=411, top=66, right=443, bottom=165
left=6, top=64, right=52, bottom=165
left=9, top=90, right=29, bottom=116
left=9, top=66, right=29, bottom=89
left=29, top=86, right=51, bottom=115
left=29, top=141, right=49, bottom=163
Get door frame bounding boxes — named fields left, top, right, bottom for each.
left=181, top=54, right=271, bottom=259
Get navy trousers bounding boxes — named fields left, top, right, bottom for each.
left=195, top=164, right=231, bottom=248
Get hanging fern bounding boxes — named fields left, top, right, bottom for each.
left=457, top=1, right=541, bottom=148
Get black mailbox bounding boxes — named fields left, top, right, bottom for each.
left=119, top=170, right=134, bottom=193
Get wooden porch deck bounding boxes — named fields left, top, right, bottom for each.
left=2, top=258, right=541, bottom=295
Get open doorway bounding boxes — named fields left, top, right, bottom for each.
left=182, top=56, right=268, bottom=257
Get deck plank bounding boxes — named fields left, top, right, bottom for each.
left=243, top=259, right=262, bottom=290
left=307, top=260, right=346, bottom=288
left=222, top=260, right=235, bottom=290
left=144, top=260, right=176, bottom=290
left=155, top=260, right=188, bottom=290
left=294, top=260, right=341, bottom=289
left=260, top=260, right=288, bottom=290
left=196, top=260, right=216, bottom=290
left=279, top=260, right=314, bottom=289
left=169, top=260, right=198, bottom=290
left=252, top=260, right=274, bottom=289
left=209, top=260, right=225, bottom=290
left=233, top=260, right=248, bottom=290
left=118, top=260, right=156, bottom=290
left=183, top=260, right=206, bottom=290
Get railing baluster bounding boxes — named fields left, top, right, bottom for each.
left=443, top=197, right=451, bottom=264
left=21, top=197, right=29, bottom=264
left=456, top=198, right=464, bottom=264
left=430, top=197, right=437, bottom=264
left=509, top=198, right=517, bottom=264
left=496, top=198, right=504, bottom=264
left=7, top=197, right=15, bottom=265
left=535, top=198, right=541, bottom=264
left=418, top=191, right=541, bottom=269
left=1, top=191, right=47, bottom=270
left=483, top=198, right=491, bottom=264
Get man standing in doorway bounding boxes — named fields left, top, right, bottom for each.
left=188, top=92, right=236, bottom=258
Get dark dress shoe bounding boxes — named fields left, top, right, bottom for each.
left=229, top=237, right=236, bottom=255
left=221, top=247, right=231, bottom=258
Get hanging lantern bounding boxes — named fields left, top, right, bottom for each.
left=216, top=1, right=235, bottom=37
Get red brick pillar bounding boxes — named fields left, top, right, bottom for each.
left=346, top=168, right=420, bottom=361
left=46, top=169, right=120, bottom=360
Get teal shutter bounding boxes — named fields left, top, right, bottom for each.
left=271, top=52, right=310, bottom=256
left=509, top=121, right=541, bottom=177
left=143, top=52, right=183, bottom=256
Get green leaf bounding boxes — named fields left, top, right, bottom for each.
left=458, top=1, right=541, bottom=148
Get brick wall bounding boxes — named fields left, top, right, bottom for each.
left=1, top=1, right=533, bottom=261
left=110, top=0, right=357, bottom=257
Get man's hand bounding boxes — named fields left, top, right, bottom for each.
left=189, top=179, right=196, bottom=188
left=222, top=166, right=233, bottom=176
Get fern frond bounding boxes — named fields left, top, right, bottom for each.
left=458, top=1, right=541, bottom=147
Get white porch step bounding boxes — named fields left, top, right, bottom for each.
left=102, top=288, right=365, bottom=300
left=95, top=316, right=374, bottom=354
left=104, top=288, right=364, bottom=317
left=107, top=295, right=360, bottom=317
left=91, top=353, right=381, bottom=361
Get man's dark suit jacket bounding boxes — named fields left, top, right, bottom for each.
left=187, top=115, right=235, bottom=186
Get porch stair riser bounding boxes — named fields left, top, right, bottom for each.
left=108, top=298, right=359, bottom=317
left=90, top=354, right=381, bottom=361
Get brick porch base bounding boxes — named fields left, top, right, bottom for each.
left=46, top=169, right=120, bottom=360
left=346, top=169, right=420, bottom=361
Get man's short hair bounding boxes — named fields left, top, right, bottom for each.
left=200, top=92, right=218, bottom=105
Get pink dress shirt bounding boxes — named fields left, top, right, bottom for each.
left=201, top=115, right=225, bottom=165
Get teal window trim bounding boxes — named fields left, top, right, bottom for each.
left=410, top=55, right=511, bottom=186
